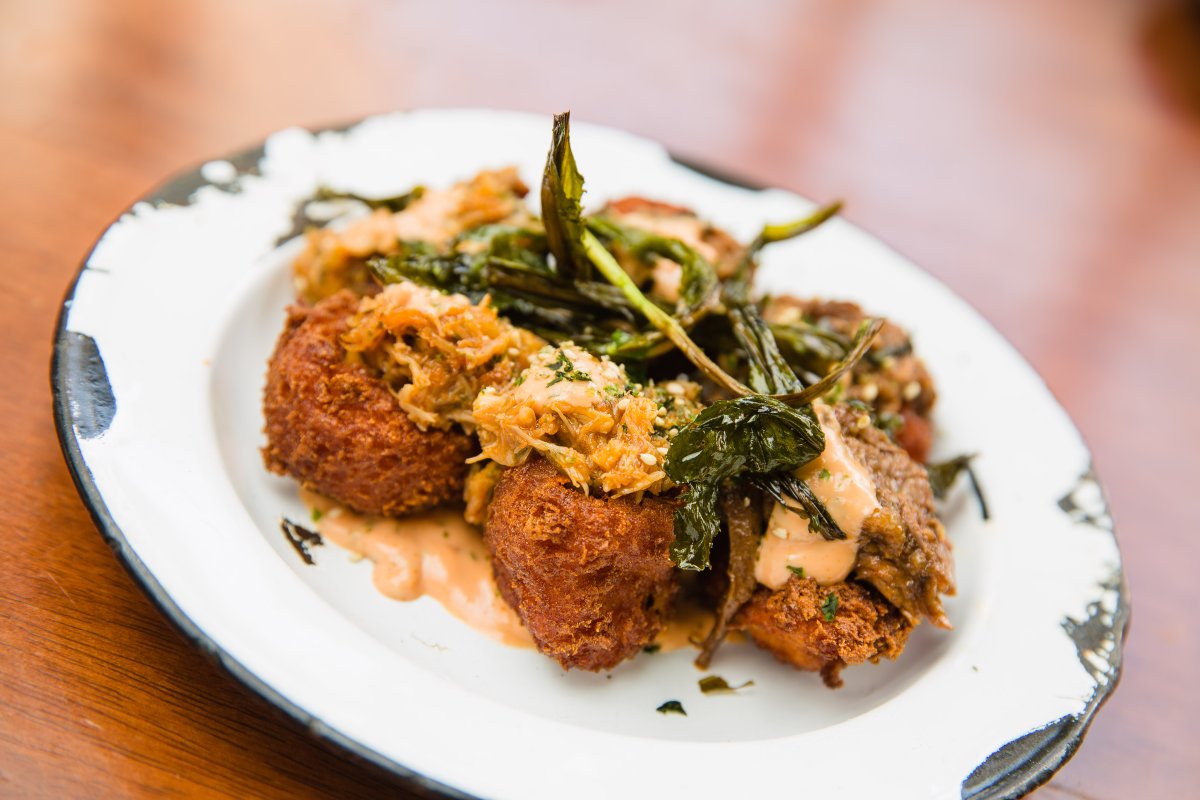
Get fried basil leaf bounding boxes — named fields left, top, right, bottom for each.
left=927, top=454, right=991, bottom=520
left=749, top=471, right=846, bottom=541
left=696, top=490, right=763, bottom=668
left=541, top=112, right=590, bottom=279
left=664, top=396, right=825, bottom=570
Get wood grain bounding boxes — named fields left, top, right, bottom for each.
left=2, top=0, right=1198, bottom=797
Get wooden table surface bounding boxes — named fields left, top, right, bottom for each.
left=3, top=0, right=1197, bottom=796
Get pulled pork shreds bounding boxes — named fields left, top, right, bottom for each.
left=293, top=167, right=532, bottom=303
left=472, top=344, right=703, bottom=498
left=341, top=281, right=544, bottom=431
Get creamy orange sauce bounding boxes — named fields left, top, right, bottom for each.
left=755, top=404, right=881, bottom=589
left=303, top=491, right=532, bottom=648
left=508, top=345, right=625, bottom=413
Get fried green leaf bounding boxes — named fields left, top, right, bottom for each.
left=749, top=471, right=846, bottom=541
left=313, top=185, right=425, bottom=212
left=664, top=396, right=825, bottom=569
left=775, top=319, right=883, bottom=405
left=756, top=201, right=843, bottom=247
left=698, top=675, right=755, bottom=695
left=728, top=305, right=804, bottom=395
left=541, top=112, right=590, bottom=280
left=696, top=490, right=763, bottom=668
left=927, top=454, right=991, bottom=520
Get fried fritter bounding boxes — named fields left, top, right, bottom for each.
left=262, top=290, right=475, bottom=516
left=734, top=577, right=911, bottom=688
left=833, top=403, right=955, bottom=628
left=484, top=455, right=679, bottom=671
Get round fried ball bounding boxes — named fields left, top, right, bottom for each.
left=262, top=290, right=475, bottom=516
left=485, top=456, right=679, bottom=671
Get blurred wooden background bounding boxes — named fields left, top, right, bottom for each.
left=2, top=0, right=1198, bottom=796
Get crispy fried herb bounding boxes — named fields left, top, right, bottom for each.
left=541, top=112, right=590, bottom=280
left=664, top=396, right=826, bottom=570
left=755, top=201, right=844, bottom=248
left=582, top=228, right=751, bottom=394
left=775, top=319, right=883, bottom=405
left=751, top=471, right=846, bottom=541
left=586, top=216, right=719, bottom=320
left=642, top=643, right=662, bottom=654
left=369, top=228, right=637, bottom=335
left=698, top=675, right=755, bottom=695
left=728, top=305, right=804, bottom=394
left=927, top=454, right=990, bottom=520
left=787, top=565, right=806, bottom=578
left=769, top=318, right=852, bottom=378
left=821, top=592, right=839, bottom=621
left=544, top=350, right=591, bottom=386
left=313, top=185, right=425, bottom=212
left=280, top=518, right=323, bottom=565
left=696, top=491, right=762, bottom=668
left=656, top=700, right=687, bottom=716
left=725, top=201, right=843, bottom=301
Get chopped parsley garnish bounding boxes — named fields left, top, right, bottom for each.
left=817, top=468, right=831, bottom=481
left=821, top=592, right=839, bottom=621
left=656, top=700, right=686, bottom=716
left=698, top=675, right=754, bottom=695
left=310, top=507, right=323, bottom=523
left=545, top=351, right=591, bottom=386
left=604, top=384, right=623, bottom=397
left=513, top=373, right=525, bottom=386
left=786, top=565, right=806, bottom=578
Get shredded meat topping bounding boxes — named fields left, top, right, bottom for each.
left=472, top=344, right=702, bottom=497
left=341, top=281, right=544, bottom=431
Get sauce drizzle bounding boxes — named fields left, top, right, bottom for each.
left=303, top=490, right=533, bottom=648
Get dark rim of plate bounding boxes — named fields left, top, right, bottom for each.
left=51, top=113, right=1129, bottom=800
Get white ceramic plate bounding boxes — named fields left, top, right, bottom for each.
left=54, top=110, right=1127, bottom=799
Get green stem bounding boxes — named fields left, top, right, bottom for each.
left=582, top=229, right=751, bottom=396
left=775, top=319, right=882, bottom=405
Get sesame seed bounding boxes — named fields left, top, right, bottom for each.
left=743, top=496, right=751, bottom=508
left=617, top=397, right=631, bottom=411
left=859, top=382, right=879, bottom=402
left=656, top=446, right=669, bottom=455
left=772, top=527, right=788, bottom=539
left=639, top=452, right=657, bottom=465
left=507, top=347, right=519, bottom=356
left=665, top=381, right=684, bottom=396
left=903, top=381, right=922, bottom=401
